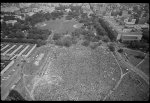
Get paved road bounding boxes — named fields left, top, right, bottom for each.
left=1, top=46, right=52, bottom=100
left=37, top=46, right=55, bottom=77
left=46, top=30, right=55, bottom=44
left=23, top=45, right=56, bottom=96
left=114, top=48, right=149, bottom=85
left=1, top=61, right=22, bottom=100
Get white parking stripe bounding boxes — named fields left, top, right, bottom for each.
left=24, top=44, right=37, bottom=58
left=9, top=45, right=23, bottom=56
left=1, top=60, right=14, bottom=75
left=10, top=55, right=17, bottom=60
left=1, top=44, right=4, bottom=47
left=17, top=45, right=30, bottom=57
left=2, top=45, right=16, bottom=55
left=1, top=44, right=9, bottom=51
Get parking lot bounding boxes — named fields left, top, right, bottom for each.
left=1, top=42, right=37, bottom=59
left=1, top=42, right=37, bottom=78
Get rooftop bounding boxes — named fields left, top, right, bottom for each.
left=104, top=16, right=143, bottom=35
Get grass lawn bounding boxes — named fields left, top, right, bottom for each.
left=25, top=45, right=121, bottom=100
left=137, top=55, right=149, bottom=77
left=36, top=16, right=83, bottom=34
left=105, top=72, right=149, bottom=101
left=123, top=49, right=146, bottom=66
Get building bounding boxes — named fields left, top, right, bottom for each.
left=5, top=20, right=17, bottom=25
left=65, top=8, right=71, bottom=12
left=104, top=16, right=143, bottom=41
left=125, top=23, right=149, bottom=30
left=120, top=30, right=143, bottom=41
left=26, top=12, right=35, bottom=16
left=124, top=18, right=136, bottom=25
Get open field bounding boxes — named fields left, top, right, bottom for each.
left=105, top=71, right=149, bottom=101
left=123, top=49, right=146, bottom=66
left=22, top=44, right=122, bottom=100
left=137, top=55, right=149, bottom=77
left=23, top=45, right=55, bottom=76
left=36, top=16, right=83, bottom=34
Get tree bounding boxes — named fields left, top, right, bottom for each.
left=102, top=35, right=109, bottom=42
left=13, top=22, right=22, bottom=30
left=15, top=30, right=25, bottom=39
left=142, top=28, right=149, bottom=43
left=71, top=28, right=85, bottom=38
left=89, top=3, right=97, bottom=15
left=53, top=33, right=63, bottom=41
left=98, top=18, right=116, bottom=41
left=1, top=22, right=8, bottom=35
left=3, top=15, right=16, bottom=21
left=44, top=12, right=52, bottom=21
left=62, top=36, right=73, bottom=47
left=84, top=31, right=96, bottom=42
left=108, top=43, right=115, bottom=52
left=118, top=49, right=123, bottom=53
left=81, top=13, right=88, bottom=19
left=26, top=33, right=34, bottom=39
left=90, top=42, right=99, bottom=50
left=93, top=21, right=107, bottom=36
left=1, top=32, right=6, bottom=38
left=81, top=40, right=90, bottom=47
left=5, top=89, right=26, bottom=101
left=51, top=11, right=64, bottom=19
left=7, top=32, right=16, bottom=38
left=135, top=55, right=145, bottom=59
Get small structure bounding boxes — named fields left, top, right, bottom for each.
left=73, top=23, right=83, bottom=28
left=120, top=30, right=143, bottom=41
left=65, top=8, right=71, bottom=12
left=124, top=18, right=136, bottom=25
left=34, top=53, right=44, bottom=66
left=26, top=12, right=35, bottom=16
left=5, top=20, right=17, bottom=25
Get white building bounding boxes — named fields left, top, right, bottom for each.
left=26, top=12, right=35, bottom=16
left=124, top=18, right=136, bottom=25
left=104, top=16, right=143, bottom=41
left=65, top=8, right=71, bottom=12
left=5, top=20, right=17, bottom=25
